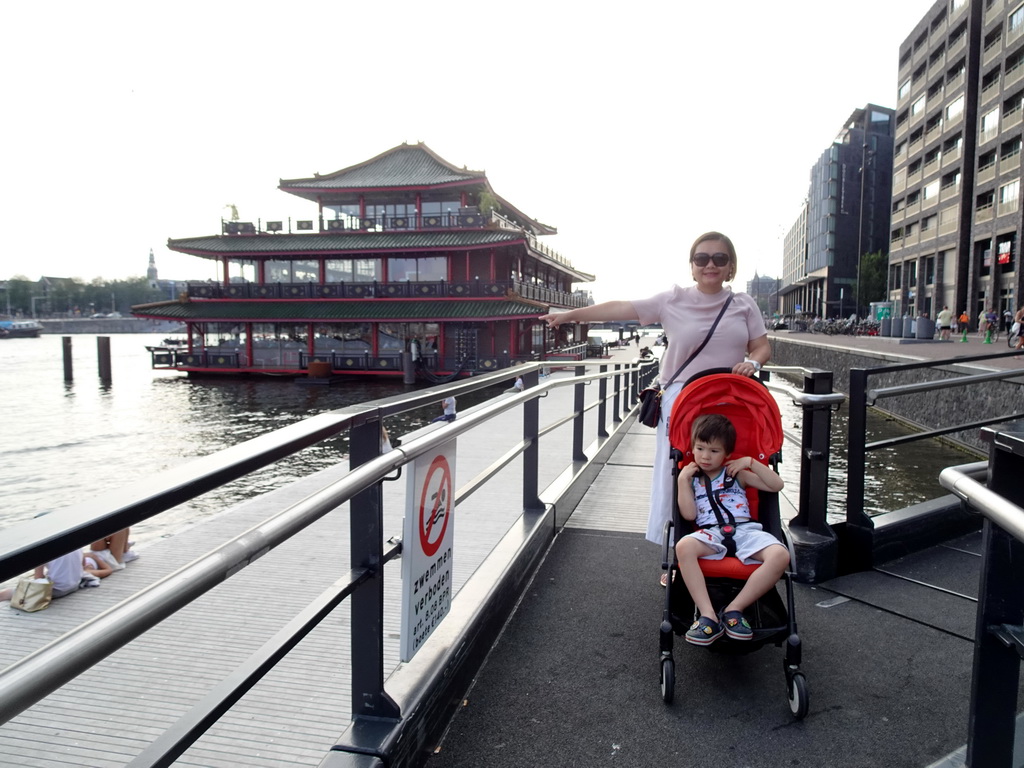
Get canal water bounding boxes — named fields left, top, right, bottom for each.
left=0, top=334, right=975, bottom=547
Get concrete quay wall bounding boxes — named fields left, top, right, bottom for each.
left=769, top=334, right=1024, bottom=454
left=39, top=318, right=181, bottom=334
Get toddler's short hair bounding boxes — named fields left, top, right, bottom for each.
left=691, top=414, right=736, bottom=454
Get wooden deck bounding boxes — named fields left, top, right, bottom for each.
left=0, top=353, right=675, bottom=768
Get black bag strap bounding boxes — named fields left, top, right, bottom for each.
left=660, top=293, right=734, bottom=387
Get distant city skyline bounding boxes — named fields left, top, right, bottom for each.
left=2, top=1, right=934, bottom=302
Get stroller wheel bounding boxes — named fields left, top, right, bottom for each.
left=660, top=658, right=675, bottom=704
left=787, top=671, right=809, bottom=719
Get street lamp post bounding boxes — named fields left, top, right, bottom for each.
left=855, top=141, right=868, bottom=321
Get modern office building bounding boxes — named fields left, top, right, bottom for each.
left=890, top=0, right=1024, bottom=323
left=781, top=105, right=896, bottom=318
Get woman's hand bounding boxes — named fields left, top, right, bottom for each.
left=538, top=313, right=568, bottom=328
left=732, top=359, right=760, bottom=377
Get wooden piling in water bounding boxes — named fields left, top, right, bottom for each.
left=97, top=336, right=111, bottom=382
left=62, top=336, right=73, bottom=381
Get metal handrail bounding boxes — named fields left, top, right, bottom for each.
left=939, top=462, right=1024, bottom=541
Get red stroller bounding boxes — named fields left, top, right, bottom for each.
left=658, top=371, right=808, bottom=719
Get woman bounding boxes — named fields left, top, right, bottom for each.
left=540, top=232, right=769, bottom=575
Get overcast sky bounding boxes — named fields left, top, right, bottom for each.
left=2, top=1, right=934, bottom=302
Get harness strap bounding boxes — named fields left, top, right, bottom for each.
left=699, top=472, right=739, bottom=557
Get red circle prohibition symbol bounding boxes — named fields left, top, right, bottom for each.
left=419, top=454, right=452, bottom=557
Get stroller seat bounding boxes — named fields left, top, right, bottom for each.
left=657, top=372, right=808, bottom=719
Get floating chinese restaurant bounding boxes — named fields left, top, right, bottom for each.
left=132, top=142, right=594, bottom=378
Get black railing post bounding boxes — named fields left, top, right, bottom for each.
left=611, top=364, right=622, bottom=424
left=966, top=430, right=1024, bottom=768
left=597, top=364, right=609, bottom=438
left=523, top=371, right=542, bottom=511
left=844, top=367, right=874, bottom=571
left=573, top=365, right=587, bottom=462
left=791, top=369, right=835, bottom=537
left=348, top=418, right=400, bottom=720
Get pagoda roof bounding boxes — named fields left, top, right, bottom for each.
left=131, top=297, right=548, bottom=323
left=168, top=229, right=522, bottom=257
left=167, top=230, right=595, bottom=283
left=278, top=142, right=557, bottom=236
left=280, top=142, right=485, bottom=194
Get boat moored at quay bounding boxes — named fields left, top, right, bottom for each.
left=0, top=320, right=44, bottom=338
left=133, top=142, right=595, bottom=378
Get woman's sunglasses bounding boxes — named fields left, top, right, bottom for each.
left=691, top=252, right=730, bottom=267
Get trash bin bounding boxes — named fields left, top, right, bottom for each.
left=902, top=317, right=915, bottom=338
left=916, top=317, right=935, bottom=339
left=880, top=317, right=892, bottom=337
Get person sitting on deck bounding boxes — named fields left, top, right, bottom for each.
left=0, top=549, right=95, bottom=602
left=430, top=396, right=457, bottom=423
left=674, top=414, right=788, bottom=646
left=90, top=528, right=138, bottom=571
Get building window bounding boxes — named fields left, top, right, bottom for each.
left=981, top=106, right=1000, bottom=141
left=951, top=0, right=966, bottom=11
left=1010, top=4, right=1024, bottom=35
left=999, top=179, right=1020, bottom=208
left=325, top=258, right=382, bottom=283
left=912, top=95, right=926, bottom=117
left=946, top=95, right=964, bottom=120
left=386, top=256, right=446, bottom=282
left=899, top=78, right=911, bottom=99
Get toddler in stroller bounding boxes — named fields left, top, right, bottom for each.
left=658, top=372, right=808, bottom=718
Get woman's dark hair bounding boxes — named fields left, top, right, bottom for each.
left=690, top=413, right=736, bottom=454
left=689, top=231, right=737, bottom=282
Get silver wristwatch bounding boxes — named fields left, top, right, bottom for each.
left=743, top=358, right=762, bottom=372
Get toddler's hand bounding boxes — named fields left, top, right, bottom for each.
left=725, top=456, right=754, bottom=477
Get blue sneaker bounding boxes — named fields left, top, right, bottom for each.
left=721, top=610, right=753, bottom=640
left=685, top=616, right=724, bottom=646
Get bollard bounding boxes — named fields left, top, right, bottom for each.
left=62, top=336, right=73, bottom=381
left=97, top=336, right=112, bottom=383
left=402, top=351, right=415, bottom=384
left=984, top=329, right=993, bottom=344
left=962, top=327, right=969, bottom=342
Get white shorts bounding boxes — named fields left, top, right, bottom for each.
left=683, top=522, right=786, bottom=566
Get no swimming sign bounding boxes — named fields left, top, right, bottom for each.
left=400, top=440, right=456, bottom=662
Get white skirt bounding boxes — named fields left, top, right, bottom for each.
left=645, top=381, right=683, bottom=545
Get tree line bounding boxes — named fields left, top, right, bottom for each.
left=1, top=275, right=175, bottom=318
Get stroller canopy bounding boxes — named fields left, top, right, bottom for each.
left=668, top=373, right=783, bottom=466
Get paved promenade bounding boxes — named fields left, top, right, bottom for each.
left=422, top=330, right=1021, bottom=768
left=768, top=326, right=1024, bottom=372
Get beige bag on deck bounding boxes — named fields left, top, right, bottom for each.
left=11, top=577, right=52, bottom=612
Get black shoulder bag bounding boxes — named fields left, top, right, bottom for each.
left=637, top=293, right=734, bottom=428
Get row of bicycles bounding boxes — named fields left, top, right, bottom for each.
left=799, top=318, right=881, bottom=336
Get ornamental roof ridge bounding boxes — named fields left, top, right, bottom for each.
left=279, top=141, right=486, bottom=192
